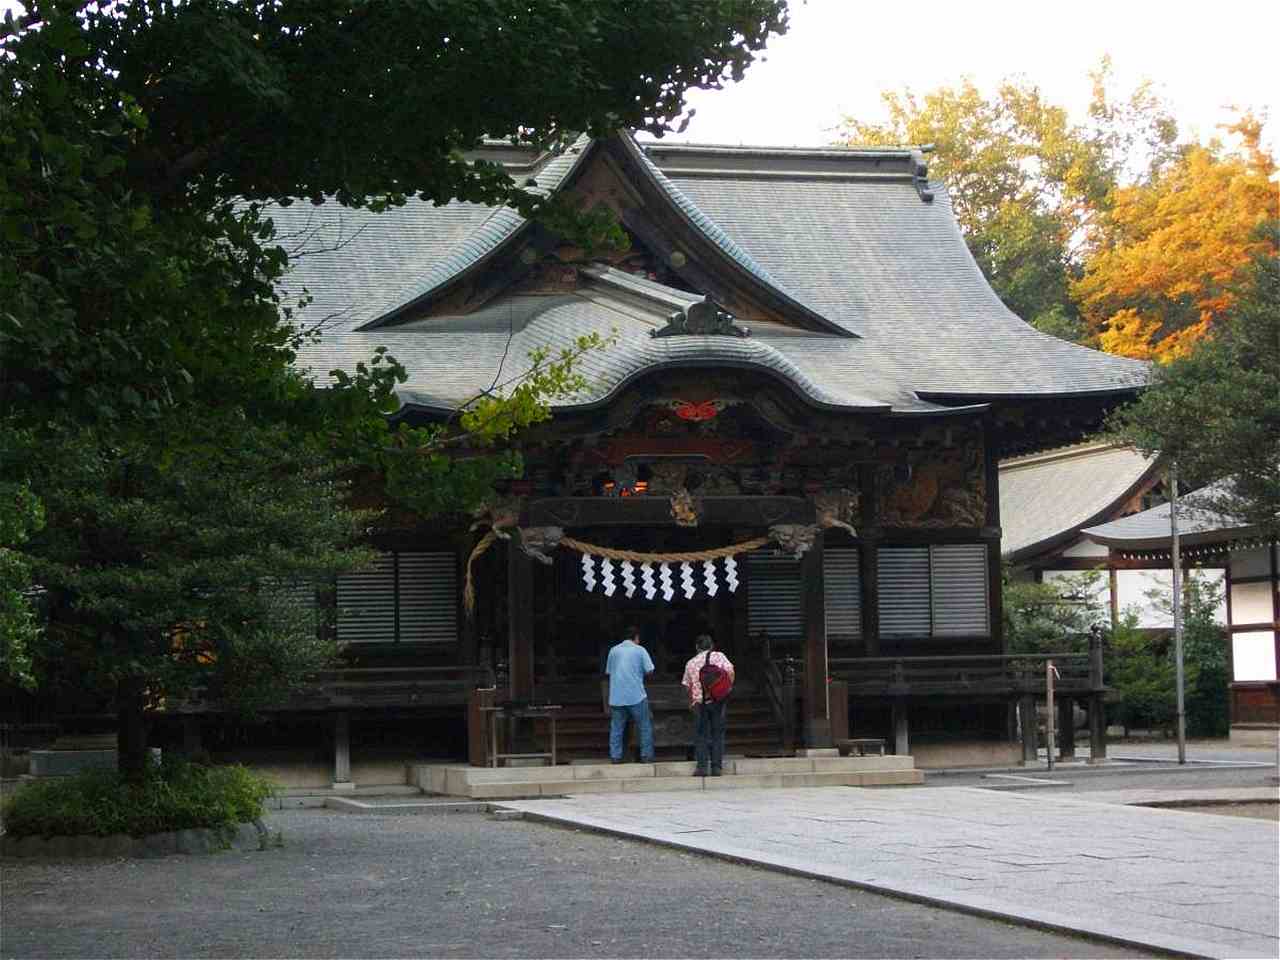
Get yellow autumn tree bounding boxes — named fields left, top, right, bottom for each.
left=1074, top=116, right=1277, bottom=361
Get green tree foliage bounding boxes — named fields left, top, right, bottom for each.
left=1107, top=578, right=1229, bottom=738
left=1003, top=572, right=1105, bottom=655
left=1178, top=581, right=1230, bottom=738
left=0, top=0, right=787, bottom=777
left=0, top=477, right=44, bottom=690
left=1108, top=225, right=1280, bottom=534
left=1106, top=613, right=1177, bottom=735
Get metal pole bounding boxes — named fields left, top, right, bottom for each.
left=1045, top=660, right=1057, bottom=771
left=1170, top=462, right=1187, bottom=765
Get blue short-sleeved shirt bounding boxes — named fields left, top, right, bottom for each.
left=606, top=639, right=654, bottom=706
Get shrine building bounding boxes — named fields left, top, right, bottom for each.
left=190, top=133, right=1150, bottom=783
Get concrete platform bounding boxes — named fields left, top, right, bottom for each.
left=412, top=755, right=922, bottom=799
left=499, top=785, right=1280, bottom=960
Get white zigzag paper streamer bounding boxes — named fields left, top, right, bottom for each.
left=679, top=561, right=696, bottom=599
left=724, top=555, right=739, bottom=592
left=581, top=553, right=596, bottom=593
left=640, top=562, right=656, bottom=600
left=659, top=562, right=674, bottom=602
left=703, top=559, right=719, bottom=597
left=601, top=557, right=616, bottom=597
left=620, top=560, right=636, bottom=598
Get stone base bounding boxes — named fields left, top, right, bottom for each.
left=0, top=820, right=268, bottom=859
left=1230, top=724, right=1280, bottom=747
left=413, top=755, right=922, bottom=799
left=908, top=741, right=1023, bottom=769
left=795, top=748, right=839, bottom=758
left=330, top=781, right=357, bottom=792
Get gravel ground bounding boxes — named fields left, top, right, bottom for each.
left=1, top=809, right=1159, bottom=960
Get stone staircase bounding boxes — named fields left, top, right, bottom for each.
left=413, top=753, right=922, bottom=800
left=540, top=685, right=786, bottom=762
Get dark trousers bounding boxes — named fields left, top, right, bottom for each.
left=694, top=700, right=727, bottom=773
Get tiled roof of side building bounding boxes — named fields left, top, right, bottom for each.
left=998, top=443, right=1159, bottom=561
left=1082, top=481, right=1254, bottom=550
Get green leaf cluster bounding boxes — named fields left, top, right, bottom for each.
left=1108, top=224, right=1280, bottom=535
left=1003, top=571, right=1105, bottom=655
left=1, top=1, right=785, bottom=775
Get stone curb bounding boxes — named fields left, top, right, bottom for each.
left=323, top=798, right=493, bottom=816
left=1, top=819, right=269, bottom=860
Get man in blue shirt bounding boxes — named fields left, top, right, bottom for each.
left=605, top=624, right=655, bottom=763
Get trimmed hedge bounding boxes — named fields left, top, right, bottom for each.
left=1, top=758, right=273, bottom=839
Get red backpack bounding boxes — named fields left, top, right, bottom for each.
left=699, top=650, right=733, bottom=703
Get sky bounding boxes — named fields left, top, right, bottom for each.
left=660, top=0, right=1279, bottom=154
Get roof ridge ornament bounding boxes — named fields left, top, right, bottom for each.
left=910, top=149, right=934, bottom=203
left=650, top=299, right=750, bottom=339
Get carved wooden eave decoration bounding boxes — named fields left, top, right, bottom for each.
left=649, top=299, right=750, bottom=339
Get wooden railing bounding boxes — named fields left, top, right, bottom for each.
left=758, top=643, right=802, bottom=753
left=828, top=646, right=1103, bottom=699
left=315, top=665, right=492, bottom=703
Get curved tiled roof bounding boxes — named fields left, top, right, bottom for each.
left=1082, top=481, right=1253, bottom=550
left=999, top=444, right=1159, bottom=560
left=276, top=132, right=1149, bottom=416
left=293, top=286, right=894, bottom=414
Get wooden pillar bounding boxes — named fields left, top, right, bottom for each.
left=983, top=421, right=1005, bottom=653
left=858, top=463, right=881, bottom=656
left=181, top=716, right=202, bottom=757
left=507, top=543, right=535, bottom=752
left=507, top=543, right=534, bottom=702
left=333, top=712, right=352, bottom=788
left=892, top=700, right=909, bottom=755
left=1088, top=626, right=1107, bottom=762
left=1058, top=696, right=1076, bottom=759
left=459, top=532, right=479, bottom=667
left=829, top=680, right=849, bottom=742
left=802, top=535, right=831, bottom=747
left=1089, top=694, right=1108, bottom=763
left=1018, top=695, right=1038, bottom=764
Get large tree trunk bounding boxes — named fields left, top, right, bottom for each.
left=117, top=675, right=149, bottom=782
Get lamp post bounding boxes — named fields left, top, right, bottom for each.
left=1170, top=462, right=1187, bottom=765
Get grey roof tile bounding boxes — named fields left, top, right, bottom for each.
left=1082, top=481, right=1251, bottom=549
left=277, top=133, right=1149, bottom=415
left=998, top=444, right=1158, bottom=559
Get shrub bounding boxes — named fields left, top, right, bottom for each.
left=0, top=757, right=273, bottom=839
left=1004, top=571, right=1105, bottom=655
left=1106, top=612, right=1176, bottom=734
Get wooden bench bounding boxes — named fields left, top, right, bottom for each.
left=835, top=738, right=886, bottom=757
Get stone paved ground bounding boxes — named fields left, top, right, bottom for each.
left=503, top=785, right=1280, bottom=959
left=0, top=809, right=1155, bottom=959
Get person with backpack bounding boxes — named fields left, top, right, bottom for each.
left=681, top=634, right=735, bottom=777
